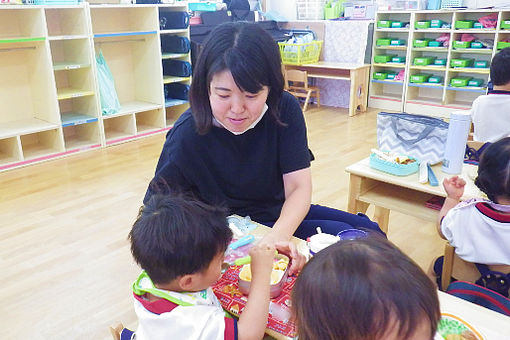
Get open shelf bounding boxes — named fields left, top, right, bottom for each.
left=166, top=103, right=189, bottom=126
left=45, top=6, right=88, bottom=38
left=135, top=109, right=165, bottom=133
left=0, top=7, right=46, bottom=42
left=162, top=52, right=188, bottom=59
left=90, top=6, right=159, bottom=36
left=103, top=113, right=136, bottom=144
left=163, top=76, right=191, bottom=84
left=410, top=66, right=447, bottom=71
left=50, top=38, right=92, bottom=69
left=372, top=63, right=405, bottom=68
left=20, top=128, right=64, bottom=160
left=161, top=29, right=188, bottom=34
left=165, top=98, right=188, bottom=107
left=446, top=86, right=487, bottom=93
left=452, top=48, right=493, bottom=54
left=55, top=67, right=95, bottom=100
left=63, top=121, right=101, bottom=151
left=0, top=136, right=23, bottom=165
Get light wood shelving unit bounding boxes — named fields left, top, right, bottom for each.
left=0, top=3, right=190, bottom=171
left=370, top=9, right=509, bottom=119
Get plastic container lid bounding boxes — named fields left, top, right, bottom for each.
left=337, top=229, right=368, bottom=240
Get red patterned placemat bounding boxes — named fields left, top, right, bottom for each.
left=212, top=266, right=297, bottom=338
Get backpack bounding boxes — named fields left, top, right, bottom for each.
left=446, top=280, right=510, bottom=316
left=475, top=263, right=510, bottom=298
left=225, top=0, right=251, bottom=21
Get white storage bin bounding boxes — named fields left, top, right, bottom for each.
left=296, top=0, right=325, bottom=20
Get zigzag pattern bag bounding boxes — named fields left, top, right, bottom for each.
left=377, top=112, right=449, bottom=164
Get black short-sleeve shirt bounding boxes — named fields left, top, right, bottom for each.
left=145, top=91, right=311, bottom=222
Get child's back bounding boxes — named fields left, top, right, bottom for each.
left=471, top=47, right=510, bottom=142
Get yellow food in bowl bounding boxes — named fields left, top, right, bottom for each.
left=239, top=258, right=289, bottom=284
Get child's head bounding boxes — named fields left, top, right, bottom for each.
left=490, top=47, right=510, bottom=87
left=129, top=193, right=232, bottom=291
left=475, top=136, right=510, bottom=203
left=292, top=236, right=440, bottom=340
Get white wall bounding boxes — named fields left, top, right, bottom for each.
left=266, top=0, right=297, bottom=21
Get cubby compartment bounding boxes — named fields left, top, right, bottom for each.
left=0, top=40, right=59, bottom=139
left=103, top=114, right=136, bottom=144
left=451, top=32, right=495, bottom=53
left=0, top=136, right=23, bottom=165
left=414, top=11, right=452, bottom=31
left=20, top=128, right=64, bottom=160
left=375, top=12, right=411, bottom=31
left=412, top=31, right=450, bottom=50
left=496, top=31, right=510, bottom=50
left=165, top=104, right=189, bottom=127
left=0, top=8, right=46, bottom=42
left=45, top=6, right=88, bottom=39
left=63, top=121, right=101, bottom=151
left=50, top=38, right=92, bottom=71
left=55, top=67, right=95, bottom=100
left=94, top=34, right=164, bottom=116
left=453, top=11, right=499, bottom=32
left=59, top=96, right=99, bottom=126
left=135, top=109, right=165, bottom=133
left=90, top=5, right=158, bottom=36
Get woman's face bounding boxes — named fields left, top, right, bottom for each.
left=209, top=70, right=269, bottom=133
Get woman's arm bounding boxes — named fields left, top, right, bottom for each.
left=263, top=167, right=312, bottom=244
left=437, top=176, right=465, bottom=239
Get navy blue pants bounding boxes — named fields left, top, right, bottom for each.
left=262, top=204, right=384, bottom=240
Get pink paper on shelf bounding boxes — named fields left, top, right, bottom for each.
left=212, top=266, right=298, bottom=338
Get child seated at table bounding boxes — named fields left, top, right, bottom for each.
left=471, top=47, right=510, bottom=142
left=129, top=193, right=277, bottom=340
left=435, top=137, right=510, bottom=284
left=292, top=236, right=440, bottom=340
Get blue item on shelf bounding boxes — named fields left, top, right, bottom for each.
left=161, top=35, right=190, bottom=54
left=162, top=59, right=192, bottom=77
left=427, top=163, right=439, bottom=186
left=159, top=11, right=190, bottom=30
left=164, top=83, right=190, bottom=101
left=188, top=2, right=217, bottom=11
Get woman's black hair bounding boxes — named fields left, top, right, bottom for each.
left=490, top=47, right=510, bottom=86
left=190, top=22, right=284, bottom=134
left=474, top=136, right=510, bottom=203
left=292, top=236, right=440, bottom=340
left=128, top=193, right=232, bottom=285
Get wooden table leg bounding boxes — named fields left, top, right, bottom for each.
left=348, top=67, right=369, bottom=117
left=347, top=174, right=369, bottom=214
left=373, top=206, right=390, bottom=234
left=358, top=66, right=369, bottom=113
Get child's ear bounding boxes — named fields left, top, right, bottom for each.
left=178, top=274, right=195, bottom=291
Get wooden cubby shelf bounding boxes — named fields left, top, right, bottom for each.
left=0, top=3, right=190, bottom=172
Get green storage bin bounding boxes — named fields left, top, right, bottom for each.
left=376, top=38, right=391, bottom=46
left=453, top=40, right=471, bottom=49
left=451, top=58, right=474, bottom=68
left=378, top=20, right=392, bottom=28
left=473, top=22, right=483, bottom=29
left=391, top=56, right=406, bottom=63
left=455, top=20, right=474, bottom=29
left=386, top=72, right=398, bottom=80
left=474, top=60, right=489, bottom=68
left=470, top=41, right=484, bottom=49
left=410, top=74, right=431, bottom=83
left=391, top=21, right=406, bottom=28
left=414, top=57, right=435, bottom=66
left=390, top=39, right=405, bottom=46
left=433, top=58, right=447, bottom=66
left=497, top=41, right=510, bottom=49
left=414, top=39, right=431, bottom=47
left=468, top=78, right=483, bottom=87
left=428, top=76, right=443, bottom=84
left=374, top=54, right=396, bottom=63
left=501, top=20, right=510, bottom=29
left=373, top=72, right=388, bottom=80
left=428, top=40, right=442, bottom=47
left=450, top=77, right=472, bottom=87
left=415, top=21, right=431, bottom=29
left=430, top=19, right=444, bottom=28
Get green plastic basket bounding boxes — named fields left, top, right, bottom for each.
left=455, top=20, right=474, bottom=29
left=450, top=58, right=474, bottom=68
left=278, top=40, right=323, bottom=65
left=450, top=77, right=472, bottom=87
left=453, top=40, right=471, bottom=49
left=414, top=39, right=431, bottom=47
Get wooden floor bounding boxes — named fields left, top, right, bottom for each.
left=0, top=105, right=446, bottom=339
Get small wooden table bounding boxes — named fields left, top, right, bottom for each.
left=283, top=62, right=370, bottom=117
left=345, top=158, right=482, bottom=234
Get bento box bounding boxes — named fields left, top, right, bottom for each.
left=238, top=254, right=289, bottom=298
left=369, top=152, right=419, bottom=176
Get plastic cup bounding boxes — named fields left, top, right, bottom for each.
left=308, top=233, right=340, bottom=256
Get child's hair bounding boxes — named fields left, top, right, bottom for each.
left=292, top=236, right=440, bottom=340
left=490, top=47, right=510, bottom=86
left=475, top=136, right=510, bottom=202
left=129, top=193, right=232, bottom=285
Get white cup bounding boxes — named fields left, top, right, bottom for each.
left=308, top=233, right=340, bottom=256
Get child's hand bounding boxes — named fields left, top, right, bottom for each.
left=274, top=241, right=306, bottom=276
left=442, top=176, right=466, bottom=200
left=249, top=244, right=275, bottom=281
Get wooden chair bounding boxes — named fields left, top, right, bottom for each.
left=441, top=243, right=510, bottom=291
left=284, top=69, right=320, bottom=112
left=109, top=323, right=135, bottom=340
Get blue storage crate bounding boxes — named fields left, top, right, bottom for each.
left=189, top=2, right=217, bottom=11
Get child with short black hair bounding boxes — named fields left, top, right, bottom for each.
left=292, top=236, right=440, bottom=340
left=471, top=47, right=510, bottom=142
left=437, top=137, right=510, bottom=266
left=129, top=193, right=276, bottom=340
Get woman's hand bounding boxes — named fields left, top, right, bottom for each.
left=260, top=229, right=290, bottom=247
left=274, top=241, right=307, bottom=276
left=442, top=176, right=466, bottom=200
